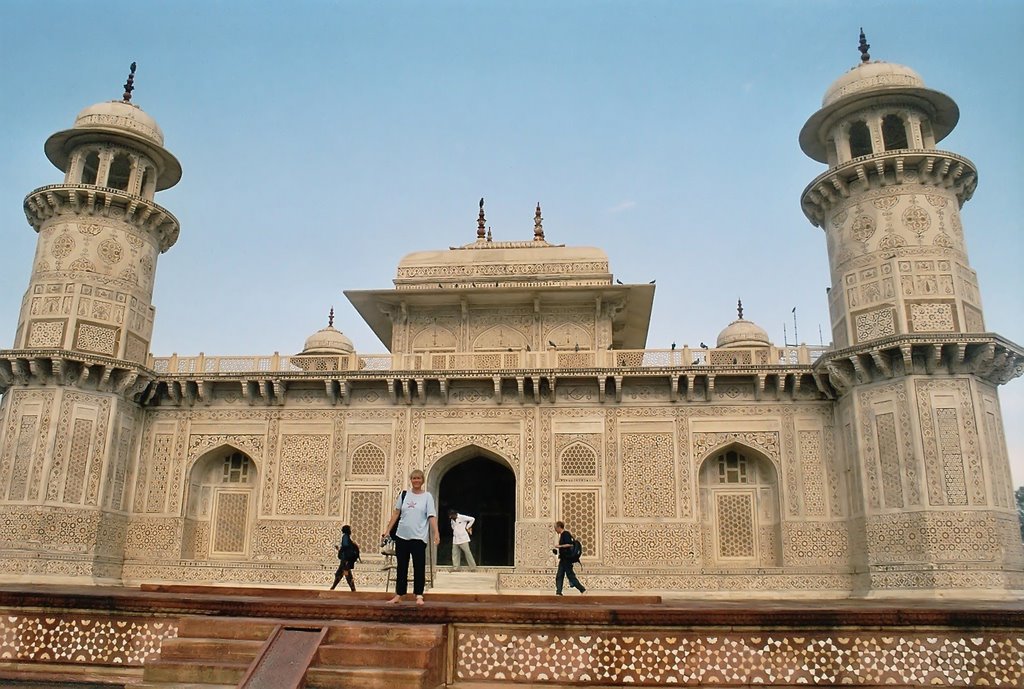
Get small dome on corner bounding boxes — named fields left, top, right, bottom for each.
left=822, top=61, right=924, bottom=107
left=71, top=100, right=165, bottom=147
left=301, top=324, right=354, bottom=355
left=716, top=301, right=771, bottom=349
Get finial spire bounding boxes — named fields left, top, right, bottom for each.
left=534, top=202, right=545, bottom=241
left=328, top=307, right=335, bottom=328
left=477, top=198, right=486, bottom=240
left=122, top=62, right=137, bottom=102
left=858, top=28, right=871, bottom=63
left=737, top=298, right=744, bottom=320
left=486, top=226, right=492, bottom=242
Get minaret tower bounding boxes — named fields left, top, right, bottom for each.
left=801, top=34, right=1024, bottom=596
left=0, top=65, right=180, bottom=582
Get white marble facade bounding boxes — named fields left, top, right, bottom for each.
left=0, top=53, right=1022, bottom=598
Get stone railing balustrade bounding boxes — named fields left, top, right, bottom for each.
left=149, top=344, right=830, bottom=375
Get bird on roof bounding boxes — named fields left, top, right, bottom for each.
left=700, top=342, right=708, bottom=349
left=649, top=279, right=656, bottom=284
left=548, top=341, right=557, bottom=348
left=615, top=279, right=624, bottom=285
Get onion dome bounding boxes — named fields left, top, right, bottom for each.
left=44, top=64, right=182, bottom=189
left=716, top=300, right=771, bottom=349
left=300, top=308, right=354, bottom=355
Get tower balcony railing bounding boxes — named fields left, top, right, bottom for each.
left=149, top=344, right=830, bottom=375
left=800, top=149, right=977, bottom=227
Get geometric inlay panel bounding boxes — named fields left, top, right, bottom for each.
left=455, top=627, right=1024, bottom=686
left=0, top=612, right=177, bottom=665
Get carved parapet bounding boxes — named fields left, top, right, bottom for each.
left=0, top=349, right=155, bottom=401
left=801, top=150, right=977, bottom=227
left=813, top=333, right=1024, bottom=395
left=23, top=184, right=180, bottom=252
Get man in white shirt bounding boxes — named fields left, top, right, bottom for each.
left=448, top=509, right=477, bottom=572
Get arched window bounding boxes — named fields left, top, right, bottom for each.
left=107, top=153, right=132, bottom=190
left=81, top=151, right=100, bottom=185
left=698, top=445, right=781, bottom=567
left=183, top=448, right=256, bottom=559
left=139, top=166, right=152, bottom=197
left=848, top=121, right=872, bottom=158
left=882, top=114, right=908, bottom=151
left=350, top=443, right=386, bottom=476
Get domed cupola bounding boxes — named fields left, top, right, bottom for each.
left=292, top=309, right=355, bottom=372
left=42, top=63, right=182, bottom=198
left=716, top=300, right=771, bottom=349
left=300, top=309, right=355, bottom=355
left=799, top=29, right=959, bottom=168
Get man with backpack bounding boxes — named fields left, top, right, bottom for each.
left=552, top=521, right=586, bottom=596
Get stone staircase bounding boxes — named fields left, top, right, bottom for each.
left=431, top=569, right=500, bottom=594
left=138, top=614, right=446, bottom=689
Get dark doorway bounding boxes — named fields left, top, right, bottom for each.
left=437, top=456, right=515, bottom=566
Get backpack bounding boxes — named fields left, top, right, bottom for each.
left=569, top=537, right=583, bottom=563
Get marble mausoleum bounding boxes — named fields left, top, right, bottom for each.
left=1, top=44, right=1022, bottom=604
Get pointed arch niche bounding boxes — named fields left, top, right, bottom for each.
left=427, top=444, right=517, bottom=567
left=473, top=325, right=529, bottom=352
left=182, top=446, right=257, bottom=560
left=697, top=444, right=781, bottom=568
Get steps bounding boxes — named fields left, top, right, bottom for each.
left=431, top=569, right=500, bottom=594
left=141, top=615, right=446, bottom=689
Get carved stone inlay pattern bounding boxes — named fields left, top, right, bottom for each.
left=555, top=434, right=601, bottom=479
left=797, top=431, right=825, bottom=516
left=854, top=306, right=896, bottom=343
left=7, top=415, right=38, bottom=501
left=423, top=434, right=520, bottom=471
left=27, top=319, right=65, bottom=348
left=187, top=434, right=265, bottom=466
left=916, top=380, right=985, bottom=507
left=621, top=433, right=674, bottom=518
left=936, top=408, right=967, bottom=506
left=350, top=442, right=387, bottom=476
left=75, top=322, right=119, bottom=356
left=716, top=491, right=755, bottom=558
left=692, top=431, right=780, bottom=465
left=902, top=204, right=932, bottom=237
left=212, top=491, right=249, bottom=554
left=347, top=490, right=384, bottom=557
left=276, top=434, right=330, bottom=515
left=605, top=523, right=699, bottom=567
left=909, top=301, right=955, bottom=332
left=145, top=434, right=174, bottom=513
left=560, top=489, right=597, bottom=559
left=455, top=628, right=1024, bottom=686
left=876, top=412, right=904, bottom=509
left=63, top=418, right=94, bottom=505
left=0, top=613, right=177, bottom=665
left=97, top=238, right=123, bottom=265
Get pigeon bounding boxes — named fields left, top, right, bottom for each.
left=700, top=342, right=708, bottom=349
left=548, top=341, right=557, bottom=348
left=615, top=279, right=624, bottom=285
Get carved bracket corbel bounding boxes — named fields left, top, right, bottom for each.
left=416, top=378, right=426, bottom=404
left=598, top=376, right=607, bottom=403
left=439, top=379, right=449, bottom=405
left=493, top=376, right=502, bottom=405
left=613, top=375, right=623, bottom=403
left=669, top=375, right=679, bottom=402
left=272, top=379, right=286, bottom=406
left=548, top=376, right=556, bottom=404
left=516, top=377, right=525, bottom=404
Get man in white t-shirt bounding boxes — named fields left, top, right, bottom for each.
left=448, top=509, right=477, bottom=572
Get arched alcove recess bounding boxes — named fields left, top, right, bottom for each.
left=411, top=325, right=457, bottom=352
left=182, top=444, right=257, bottom=561
left=428, top=445, right=516, bottom=567
left=545, top=322, right=593, bottom=350
left=473, top=325, right=529, bottom=351
left=696, top=443, right=781, bottom=568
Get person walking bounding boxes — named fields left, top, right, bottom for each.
left=330, top=524, right=358, bottom=591
left=448, top=509, right=477, bottom=572
left=382, top=469, right=439, bottom=605
left=553, top=521, right=586, bottom=595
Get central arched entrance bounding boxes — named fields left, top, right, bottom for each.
left=434, top=454, right=516, bottom=567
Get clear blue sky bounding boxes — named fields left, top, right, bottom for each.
left=1, top=1, right=1021, bottom=482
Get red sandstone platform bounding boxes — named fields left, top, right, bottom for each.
left=0, top=584, right=1021, bottom=688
